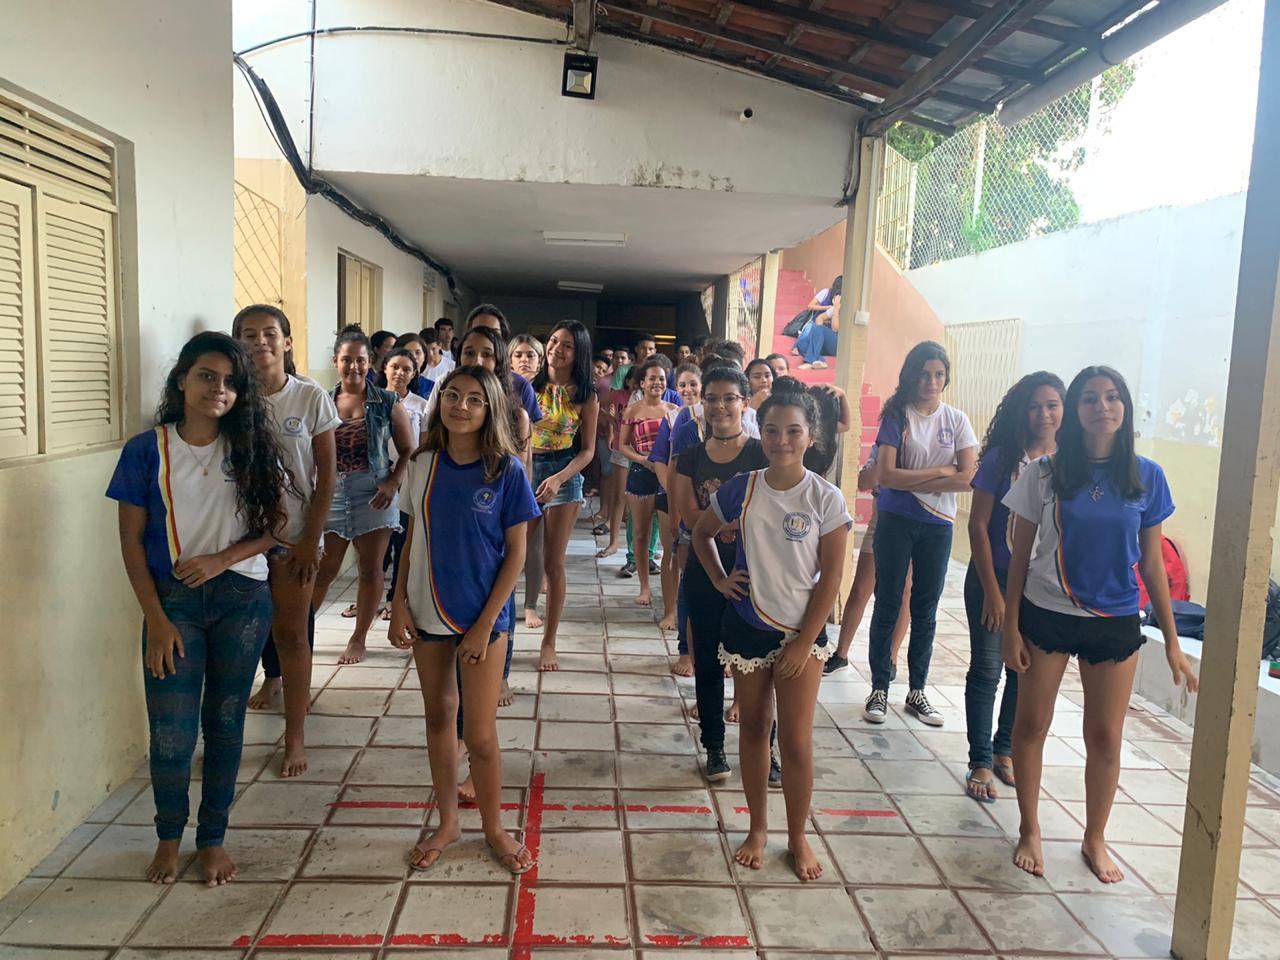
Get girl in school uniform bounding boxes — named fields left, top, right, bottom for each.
left=234, top=305, right=340, bottom=780
left=620, top=357, right=677, bottom=608
left=381, top=346, right=432, bottom=622
left=1002, top=365, right=1198, bottom=882
left=530, top=320, right=599, bottom=671
left=863, top=341, right=979, bottom=728
left=693, top=383, right=851, bottom=881
left=745, top=357, right=774, bottom=411
left=389, top=366, right=540, bottom=875
left=963, top=371, right=1064, bottom=803
left=108, top=332, right=291, bottom=886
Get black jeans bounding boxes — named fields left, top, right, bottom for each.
left=684, top=540, right=736, bottom=752
left=963, top=563, right=1018, bottom=769
left=867, top=510, right=953, bottom=691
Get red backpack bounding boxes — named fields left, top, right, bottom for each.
left=1136, top=536, right=1189, bottom=608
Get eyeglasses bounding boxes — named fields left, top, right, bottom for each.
left=440, top=388, right=489, bottom=410
left=703, top=394, right=744, bottom=407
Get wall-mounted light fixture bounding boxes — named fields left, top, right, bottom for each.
left=562, top=51, right=598, bottom=99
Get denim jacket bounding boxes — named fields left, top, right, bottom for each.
left=331, top=383, right=398, bottom=480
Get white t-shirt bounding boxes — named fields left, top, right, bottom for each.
left=876, top=401, right=978, bottom=524
left=712, top=469, right=852, bottom=632
left=392, top=391, right=430, bottom=466
left=426, top=354, right=455, bottom=382
left=263, top=375, right=342, bottom=544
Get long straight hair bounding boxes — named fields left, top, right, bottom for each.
left=534, top=320, right=593, bottom=401
left=232, top=303, right=297, bottom=376
left=881, top=340, right=951, bottom=428
left=413, top=365, right=520, bottom=483
left=457, top=325, right=524, bottom=443
left=1052, top=365, right=1145, bottom=500
left=156, top=331, right=293, bottom=537
left=979, top=371, right=1066, bottom=479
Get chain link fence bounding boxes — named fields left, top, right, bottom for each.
left=881, top=65, right=1134, bottom=271
left=233, top=181, right=284, bottom=311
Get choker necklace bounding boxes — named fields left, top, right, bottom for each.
left=711, top=431, right=744, bottom=443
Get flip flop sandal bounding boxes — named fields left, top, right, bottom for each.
left=965, top=769, right=997, bottom=805
left=488, top=834, right=536, bottom=875
left=380, top=606, right=392, bottom=621
left=340, top=603, right=358, bottom=619
left=993, top=760, right=1017, bottom=787
left=592, top=523, right=609, bottom=536
left=408, top=843, right=448, bottom=872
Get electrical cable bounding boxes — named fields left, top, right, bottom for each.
left=235, top=24, right=571, bottom=57
left=233, top=54, right=457, bottom=290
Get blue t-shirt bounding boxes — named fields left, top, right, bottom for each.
left=648, top=416, right=675, bottom=467
left=512, top=372, right=544, bottom=424
left=662, top=387, right=681, bottom=406
left=411, top=375, right=436, bottom=400
left=970, top=445, right=1027, bottom=574
left=1003, top=455, right=1175, bottom=617
left=402, top=450, right=541, bottom=634
left=671, top=416, right=706, bottom=459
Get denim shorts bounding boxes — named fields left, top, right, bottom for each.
left=1019, top=597, right=1145, bottom=665
left=626, top=461, right=660, bottom=497
left=326, top=469, right=401, bottom=541
left=416, top=628, right=502, bottom=647
left=533, top=449, right=584, bottom=508
left=609, top=450, right=629, bottom=468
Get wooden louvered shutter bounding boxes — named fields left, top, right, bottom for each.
left=0, top=179, right=37, bottom=459
left=37, top=195, right=118, bottom=449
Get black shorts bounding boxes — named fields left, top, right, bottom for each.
left=718, top=603, right=829, bottom=674
left=626, top=461, right=660, bottom=496
left=416, top=629, right=502, bottom=647
left=655, top=491, right=669, bottom=514
left=1019, top=597, right=1145, bottom=665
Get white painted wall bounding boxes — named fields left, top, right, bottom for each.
left=0, top=0, right=233, bottom=895
left=303, top=199, right=432, bottom=382
left=234, top=0, right=859, bottom=199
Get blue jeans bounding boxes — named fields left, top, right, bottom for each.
left=868, top=510, right=953, bottom=690
left=144, top=571, right=272, bottom=847
left=795, top=320, right=838, bottom=363
left=963, top=563, right=1018, bottom=769
left=677, top=571, right=689, bottom=657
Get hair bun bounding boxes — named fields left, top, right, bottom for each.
left=770, top=375, right=808, bottom=397
left=339, top=323, right=364, bottom=335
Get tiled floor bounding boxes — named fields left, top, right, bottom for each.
left=6, top=519, right=1280, bottom=958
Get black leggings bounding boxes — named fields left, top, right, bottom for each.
left=260, top=605, right=316, bottom=680
left=684, top=542, right=735, bottom=752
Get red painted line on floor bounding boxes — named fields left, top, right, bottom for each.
left=627, top=803, right=713, bottom=814
left=328, top=800, right=523, bottom=810
left=255, top=934, right=383, bottom=947
left=732, top=805, right=898, bottom=817
left=645, top=934, right=754, bottom=947
left=388, top=933, right=509, bottom=946
left=510, top=770, right=547, bottom=960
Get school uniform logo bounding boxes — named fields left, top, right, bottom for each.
left=782, top=511, right=812, bottom=541
left=283, top=415, right=305, bottom=435
left=473, top=488, right=497, bottom=512
left=938, top=426, right=954, bottom=447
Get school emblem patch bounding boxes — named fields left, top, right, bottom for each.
left=283, top=415, right=304, bottom=435
left=473, top=488, right=497, bottom=512
left=782, top=511, right=812, bottom=541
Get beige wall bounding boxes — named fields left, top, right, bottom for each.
left=782, top=220, right=946, bottom=398
left=0, top=0, right=234, bottom=896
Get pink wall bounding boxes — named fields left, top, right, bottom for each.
left=782, top=219, right=945, bottom=399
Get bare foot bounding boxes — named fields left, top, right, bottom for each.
left=458, top=774, right=477, bottom=804
left=672, top=654, right=694, bottom=677
left=338, top=636, right=366, bottom=665
left=634, top=590, right=652, bottom=607
left=690, top=703, right=700, bottom=720
left=524, top=607, right=544, bottom=629
left=734, top=830, right=768, bottom=869
left=247, top=677, right=282, bottom=711
left=539, top=644, right=560, bottom=671
left=596, top=543, right=619, bottom=559
left=725, top=700, right=740, bottom=724
left=145, top=839, right=181, bottom=884
left=197, top=846, right=238, bottom=887
left=1081, top=840, right=1124, bottom=883
left=499, top=678, right=514, bottom=707
left=658, top=613, right=677, bottom=632
left=1013, top=832, right=1045, bottom=877
left=487, top=829, right=534, bottom=873
left=409, top=823, right=461, bottom=870
left=789, top=834, right=823, bottom=881
left=280, top=735, right=308, bottom=778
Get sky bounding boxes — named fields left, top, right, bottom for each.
left=1069, top=0, right=1265, bottom=222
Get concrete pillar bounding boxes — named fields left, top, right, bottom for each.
left=758, top=251, right=781, bottom=356
left=833, top=136, right=886, bottom=608
left=1172, top=2, right=1280, bottom=956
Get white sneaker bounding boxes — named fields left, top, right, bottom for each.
left=863, top=689, right=888, bottom=723
left=905, top=689, right=945, bottom=727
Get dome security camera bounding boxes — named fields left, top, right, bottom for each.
left=740, top=107, right=754, bottom=123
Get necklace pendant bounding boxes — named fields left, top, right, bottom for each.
left=1090, top=484, right=1103, bottom=502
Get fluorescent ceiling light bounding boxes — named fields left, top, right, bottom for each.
left=557, top=280, right=604, bottom=293
left=542, top=231, right=627, bottom=248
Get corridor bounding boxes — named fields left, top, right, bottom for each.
left=4, top=518, right=1280, bottom=958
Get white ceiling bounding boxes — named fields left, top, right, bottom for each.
left=321, top=171, right=846, bottom=297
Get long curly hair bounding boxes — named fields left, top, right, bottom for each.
left=414, top=365, right=521, bottom=483
left=155, top=331, right=293, bottom=538
left=882, top=340, right=951, bottom=428
left=1053, top=365, right=1145, bottom=500
left=979, top=371, right=1066, bottom=480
